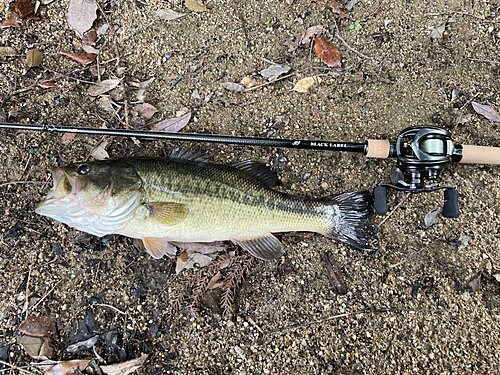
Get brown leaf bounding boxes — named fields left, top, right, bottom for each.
left=132, top=103, right=158, bottom=119
left=472, top=102, right=500, bottom=122
left=59, top=51, right=96, bottom=66
left=61, top=132, right=77, bottom=145
left=292, top=76, right=322, bottom=93
left=207, top=271, right=225, bottom=290
left=44, top=359, right=92, bottom=375
left=101, top=353, right=148, bottom=375
left=82, top=29, right=97, bottom=45
left=19, top=315, right=56, bottom=337
left=0, top=17, right=22, bottom=28
left=66, top=0, right=98, bottom=37
left=12, top=0, right=34, bottom=19
left=315, top=37, right=341, bottom=68
left=151, top=113, right=191, bottom=133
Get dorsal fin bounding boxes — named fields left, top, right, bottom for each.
left=230, top=160, right=279, bottom=187
left=168, top=147, right=209, bottom=162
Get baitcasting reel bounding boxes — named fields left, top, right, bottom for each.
left=373, top=126, right=465, bottom=218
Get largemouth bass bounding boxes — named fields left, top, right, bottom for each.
left=35, top=149, right=376, bottom=260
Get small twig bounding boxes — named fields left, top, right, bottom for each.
left=468, top=58, right=500, bottom=65
left=264, top=307, right=447, bottom=334
left=335, top=32, right=370, bottom=59
left=31, top=280, right=62, bottom=311
left=95, top=303, right=127, bottom=315
left=244, top=72, right=297, bottom=92
left=45, top=69, right=95, bottom=84
left=17, top=154, right=32, bottom=181
left=247, top=317, right=264, bottom=334
left=378, top=193, right=411, bottom=228
left=24, top=266, right=32, bottom=319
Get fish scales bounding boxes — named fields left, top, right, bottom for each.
left=35, top=151, right=376, bottom=261
left=124, top=158, right=329, bottom=241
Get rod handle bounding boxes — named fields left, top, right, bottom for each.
left=366, top=139, right=391, bottom=158
left=459, top=144, right=500, bottom=164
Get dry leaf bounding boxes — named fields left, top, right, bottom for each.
left=0, top=47, right=18, bottom=57
left=431, top=22, right=447, bottom=40
left=176, top=251, right=213, bottom=274
left=292, top=76, right=322, bottom=93
left=132, top=103, right=158, bottom=119
left=82, top=29, right=97, bottom=45
left=155, top=9, right=186, bottom=20
left=18, top=316, right=56, bottom=359
left=12, top=0, right=34, bottom=18
left=101, top=354, right=148, bottom=375
left=151, top=113, right=191, bottom=133
left=494, top=274, right=500, bottom=283
left=66, top=0, right=98, bottom=37
left=207, top=271, right=225, bottom=290
left=61, top=132, right=77, bottom=145
left=185, top=0, right=208, bottom=12
left=302, top=25, right=324, bottom=45
left=315, top=37, right=341, bottom=68
left=59, top=51, right=95, bottom=66
left=44, top=359, right=92, bottom=375
left=0, top=17, right=22, bottom=28
left=221, top=82, right=245, bottom=92
left=90, top=139, right=110, bottom=160
left=26, top=49, right=43, bottom=68
left=472, top=102, right=500, bottom=122
left=260, top=64, right=290, bottom=79
left=87, top=79, right=121, bottom=96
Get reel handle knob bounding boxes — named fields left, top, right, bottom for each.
left=373, top=186, right=388, bottom=215
left=442, top=188, right=460, bottom=218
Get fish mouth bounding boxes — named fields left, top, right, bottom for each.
left=35, top=167, right=84, bottom=215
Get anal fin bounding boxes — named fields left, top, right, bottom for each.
left=232, top=234, right=283, bottom=261
left=142, top=237, right=177, bottom=259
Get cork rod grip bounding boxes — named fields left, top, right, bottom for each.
left=366, top=139, right=391, bottom=158
left=459, top=145, right=500, bottom=164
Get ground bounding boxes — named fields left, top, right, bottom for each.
left=1, top=0, right=500, bottom=374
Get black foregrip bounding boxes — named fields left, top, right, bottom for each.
left=373, top=186, right=388, bottom=215
left=442, top=188, right=460, bottom=218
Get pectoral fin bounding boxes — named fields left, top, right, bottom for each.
left=231, top=234, right=283, bottom=261
left=145, top=202, right=188, bottom=225
left=142, top=237, right=177, bottom=259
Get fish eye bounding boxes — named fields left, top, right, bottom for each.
left=77, top=164, right=91, bottom=175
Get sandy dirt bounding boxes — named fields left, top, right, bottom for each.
left=1, top=0, right=500, bottom=374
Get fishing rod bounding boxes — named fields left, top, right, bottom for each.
left=1, top=122, right=500, bottom=218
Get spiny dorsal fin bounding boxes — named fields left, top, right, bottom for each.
left=142, top=238, right=177, bottom=259
left=145, top=202, right=188, bottom=225
left=168, top=147, right=209, bottom=162
left=230, top=160, right=279, bottom=187
left=231, top=234, right=283, bottom=261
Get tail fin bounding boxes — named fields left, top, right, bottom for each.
left=323, top=191, right=377, bottom=251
